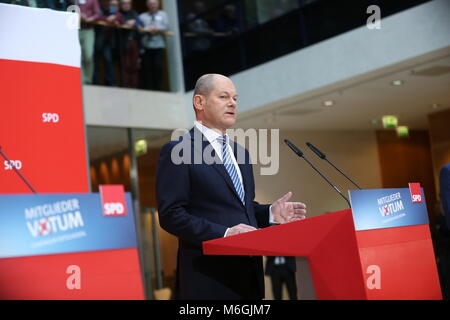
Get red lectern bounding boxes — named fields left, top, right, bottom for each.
left=203, top=208, right=442, bottom=300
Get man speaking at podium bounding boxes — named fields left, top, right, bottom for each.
left=156, top=74, right=306, bottom=299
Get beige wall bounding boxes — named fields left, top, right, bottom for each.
left=83, top=85, right=188, bottom=130
left=253, top=130, right=383, bottom=218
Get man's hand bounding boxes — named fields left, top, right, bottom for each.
left=126, top=19, right=136, bottom=26
left=106, top=15, right=117, bottom=24
left=271, top=191, right=307, bottom=224
left=80, top=13, right=88, bottom=23
left=226, top=223, right=257, bottom=237
left=146, top=26, right=159, bottom=35
left=84, top=16, right=96, bottom=23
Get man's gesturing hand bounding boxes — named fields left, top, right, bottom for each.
left=225, top=224, right=257, bottom=237
left=271, top=191, right=307, bottom=224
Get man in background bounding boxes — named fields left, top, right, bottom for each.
left=441, top=163, right=450, bottom=227
left=265, top=256, right=297, bottom=300
left=94, top=0, right=123, bottom=86
left=139, top=0, right=169, bottom=91
left=118, top=0, right=143, bottom=88
left=78, top=0, right=101, bottom=84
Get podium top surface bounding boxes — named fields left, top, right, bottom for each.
left=203, top=209, right=355, bottom=256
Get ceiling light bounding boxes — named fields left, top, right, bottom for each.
left=323, top=100, right=334, bottom=106
left=391, top=80, right=404, bottom=86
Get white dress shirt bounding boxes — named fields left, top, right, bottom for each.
left=139, top=10, right=169, bottom=49
left=194, top=121, right=243, bottom=184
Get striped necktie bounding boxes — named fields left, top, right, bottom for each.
left=218, top=135, right=245, bottom=205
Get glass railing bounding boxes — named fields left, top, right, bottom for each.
left=178, top=0, right=432, bottom=91
left=1, top=0, right=175, bottom=92
left=1, top=0, right=433, bottom=93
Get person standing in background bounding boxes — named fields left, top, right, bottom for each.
left=185, top=1, right=214, bottom=55
left=77, top=0, right=101, bottom=84
left=118, top=0, right=143, bottom=88
left=139, top=0, right=169, bottom=91
left=265, top=256, right=297, bottom=300
left=441, top=163, right=450, bottom=227
left=438, top=163, right=450, bottom=299
left=94, top=0, right=123, bottom=86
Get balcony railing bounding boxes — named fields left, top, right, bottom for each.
left=178, top=0, right=431, bottom=91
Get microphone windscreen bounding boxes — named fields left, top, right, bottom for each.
left=284, top=139, right=304, bottom=157
left=306, top=142, right=326, bottom=159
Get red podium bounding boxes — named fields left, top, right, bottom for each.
left=203, top=209, right=442, bottom=300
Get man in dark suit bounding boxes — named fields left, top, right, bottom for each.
left=156, top=73, right=307, bottom=300
left=438, top=162, right=450, bottom=299
left=441, top=163, right=450, bottom=228
left=265, top=256, right=297, bottom=300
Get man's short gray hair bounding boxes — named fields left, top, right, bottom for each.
left=193, top=74, right=218, bottom=97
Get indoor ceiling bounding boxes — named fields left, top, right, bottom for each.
left=235, top=48, right=450, bottom=131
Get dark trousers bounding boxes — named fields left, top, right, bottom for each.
left=94, top=31, right=117, bottom=86
left=270, top=266, right=297, bottom=300
left=120, top=39, right=140, bottom=88
left=140, top=48, right=164, bottom=91
left=94, top=44, right=116, bottom=86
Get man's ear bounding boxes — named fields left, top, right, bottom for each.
left=193, top=94, right=205, bottom=113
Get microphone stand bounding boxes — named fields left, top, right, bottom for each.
left=324, top=158, right=362, bottom=190
left=284, top=140, right=351, bottom=208
left=306, top=142, right=362, bottom=190
left=301, top=154, right=351, bottom=208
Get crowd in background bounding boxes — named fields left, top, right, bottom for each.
left=76, top=0, right=170, bottom=90
left=180, top=0, right=304, bottom=56
left=3, top=0, right=170, bottom=90
left=2, top=0, right=306, bottom=91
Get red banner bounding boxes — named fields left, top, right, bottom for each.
left=0, top=4, right=144, bottom=300
left=0, top=4, right=88, bottom=194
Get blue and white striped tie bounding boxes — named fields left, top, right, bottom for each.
left=219, top=135, right=245, bottom=205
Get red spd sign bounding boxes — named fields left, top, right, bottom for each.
left=99, top=185, right=128, bottom=216
left=408, top=182, right=423, bottom=203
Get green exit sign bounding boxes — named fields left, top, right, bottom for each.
left=382, top=115, right=398, bottom=129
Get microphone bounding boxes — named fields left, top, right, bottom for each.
left=0, top=146, right=37, bottom=194
left=306, top=142, right=362, bottom=190
left=284, top=139, right=351, bottom=208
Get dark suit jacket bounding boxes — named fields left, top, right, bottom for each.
left=265, top=256, right=297, bottom=276
left=156, top=127, right=270, bottom=299
left=440, top=163, right=450, bottom=228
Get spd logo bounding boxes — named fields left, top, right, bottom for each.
left=408, top=183, right=423, bottom=203
left=103, top=202, right=125, bottom=216
left=100, top=185, right=128, bottom=217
